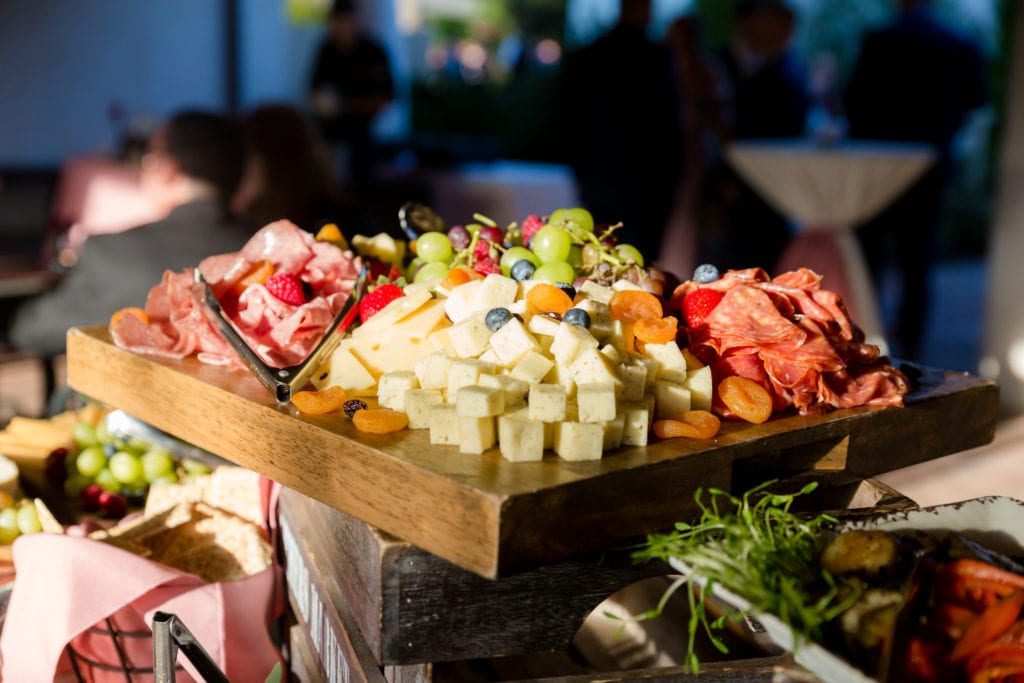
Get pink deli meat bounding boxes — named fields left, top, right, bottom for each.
left=111, top=220, right=361, bottom=369
left=677, top=268, right=909, bottom=417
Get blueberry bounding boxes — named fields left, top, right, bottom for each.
left=343, top=399, right=367, bottom=419
left=563, top=308, right=591, bottom=328
left=510, top=259, right=536, bottom=282
left=555, top=282, right=576, bottom=300
left=693, top=263, right=720, bottom=284
left=485, top=307, right=514, bottom=331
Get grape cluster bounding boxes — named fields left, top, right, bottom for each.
left=404, top=208, right=672, bottom=296
left=0, top=495, right=41, bottom=544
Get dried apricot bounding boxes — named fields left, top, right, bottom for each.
left=717, top=376, right=773, bottom=424
left=315, top=223, right=348, bottom=249
left=634, top=316, right=679, bottom=344
left=110, top=307, right=149, bottom=327
left=526, top=283, right=573, bottom=316
left=441, top=267, right=474, bottom=290
left=609, top=290, right=663, bottom=323
left=654, top=410, right=721, bottom=439
left=353, top=408, right=409, bottom=434
left=292, top=386, right=347, bottom=415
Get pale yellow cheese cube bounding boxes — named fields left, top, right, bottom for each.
left=456, top=385, right=505, bottom=417
left=683, top=347, right=705, bottom=371
left=607, top=320, right=635, bottom=354
left=487, top=317, right=539, bottom=367
left=553, top=422, right=604, bottom=461
left=599, top=343, right=622, bottom=365
left=405, top=388, right=444, bottom=429
left=579, top=279, right=614, bottom=304
left=497, top=414, right=545, bottom=462
left=444, top=279, right=482, bottom=323
left=312, top=346, right=376, bottom=395
left=655, top=380, right=691, bottom=419
left=510, top=350, right=554, bottom=385
left=377, top=371, right=419, bottom=410
left=621, top=403, right=650, bottom=447
left=604, top=413, right=626, bottom=450
left=550, top=322, right=599, bottom=366
left=527, top=313, right=562, bottom=338
left=685, top=365, right=713, bottom=411
left=542, top=361, right=577, bottom=397
left=612, top=279, right=643, bottom=292
left=479, top=374, right=528, bottom=408
left=448, top=312, right=493, bottom=359
left=476, top=274, right=519, bottom=311
left=459, top=416, right=496, bottom=454
left=576, top=383, right=617, bottom=423
left=528, top=384, right=567, bottom=422
left=447, top=359, right=493, bottom=400
left=478, top=348, right=501, bottom=366
left=426, top=326, right=456, bottom=355
left=634, top=355, right=660, bottom=392
left=618, top=362, right=648, bottom=402
left=569, top=348, right=623, bottom=389
left=429, top=404, right=459, bottom=445
left=644, top=341, right=689, bottom=384
left=414, top=351, right=450, bottom=390
left=576, top=299, right=614, bottom=341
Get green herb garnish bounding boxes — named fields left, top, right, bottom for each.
left=625, top=480, right=860, bottom=673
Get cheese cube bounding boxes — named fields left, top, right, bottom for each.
left=478, top=348, right=501, bottom=366
left=479, top=373, right=528, bottom=408
left=685, top=365, right=713, bottom=411
left=488, top=317, right=539, bottom=367
left=498, top=414, right=545, bottom=462
left=577, top=383, right=617, bottom=423
left=569, top=348, right=623, bottom=389
left=607, top=320, right=636, bottom=354
left=510, top=350, right=554, bottom=384
left=553, top=422, right=604, bottom=461
left=644, top=393, right=657, bottom=426
left=312, top=347, right=376, bottom=395
left=579, top=280, right=614, bottom=304
left=444, top=280, right=482, bottom=323
left=405, top=389, right=444, bottom=429
left=634, top=355, right=660, bottom=392
left=377, top=371, right=419, bottom=410
left=612, top=279, right=643, bottom=292
left=618, top=363, right=648, bottom=402
left=621, top=403, right=650, bottom=447
left=527, top=313, right=562, bottom=338
left=599, top=344, right=622, bottom=365
left=476, top=274, right=519, bottom=311
left=542, top=361, right=577, bottom=397
left=447, top=359, right=494, bottom=399
left=683, top=347, right=705, bottom=371
left=415, top=352, right=450, bottom=390
left=528, top=384, right=567, bottom=422
left=448, top=312, right=493, bottom=359
left=429, top=405, right=459, bottom=445
left=576, top=299, right=614, bottom=341
left=604, top=413, right=626, bottom=450
left=456, top=385, right=505, bottom=417
left=459, top=416, right=496, bottom=454
left=425, top=326, right=456, bottom=356
left=655, top=380, right=692, bottom=419
left=644, top=341, right=689, bottom=384
left=550, top=322, right=599, bottom=366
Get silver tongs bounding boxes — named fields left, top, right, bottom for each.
left=195, top=265, right=368, bottom=405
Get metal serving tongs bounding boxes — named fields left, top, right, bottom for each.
left=195, top=265, right=369, bottom=405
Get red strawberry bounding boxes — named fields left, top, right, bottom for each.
left=522, top=214, right=545, bottom=245
left=472, top=258, right=501, bottom=276
left=265, top=272, right=309, bottom=306
left=359, top=283, right=403, bottom=323
left=682, top=288, right=724, bottom=327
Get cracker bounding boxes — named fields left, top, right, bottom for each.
left=33, top=498, right=64, bottom=535
left=144, top=478, right=209, bottom=517
left=205, top=467, right=264, bottom=527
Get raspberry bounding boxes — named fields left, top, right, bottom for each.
left=473, top=258, right=501, bottom=276
left=473, top=238, right=494, bottom=262
left=265, top=273, right=308, bottom=306
left=343, top=399, right=367, bottom=419
left=522, top=214, right=545, bottom=246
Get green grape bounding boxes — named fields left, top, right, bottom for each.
left=95, top=468, right=121, bottom=493
left=64, top=473, right=91, bottom=498
left=94, top=417, right=111, bottom=444
left=75, top=445, right=108, bottom=479
left=548, top=208, right=595, bottom=238
left=531, top=226, right=572, bottom=264
left=615, top=243, right=645, bottom=268
left=73, top=422, right=99, bottom=448
left=533, top=261, right=576, bottom=284
left=415, top=232, right=454, bottom=264
left=405, top=257, right=423, bottom=281
left=16, top=503, right=41, bottom=535
left=567, top=244, right=583, bottom=269
left=152, top=473, right=180, bottom=487
left=142, top=449, right=176, bottom=483
left=182, top=459, right=212, bottom=476
left=109, top=451, right=144, bottom=485
left=414, top=261, right=449, bottom=283
left=0, top=508, right=19, bottom=544
left=500, top=247, right=539, bottom=276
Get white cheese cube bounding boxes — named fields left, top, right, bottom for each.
left=312, top=347, right=376, bottom=395
left=429, top=405, right=459, bottom=445
left=479, top=374, right=528, bottom=408
left=488, top=317, right=539, bottom=367
left=576, top=383, right=617, bottom=423
left=612, top=279, right=643, bottom=292
left=634, top=355, right=660, bottom=392
left=655, top=380, right=692, bottom=419
left=444, top=280, right=482, bottom=323
left=576, top=299, right=614, bottom=341
left=579, top=280, right=614, bottom=304
left=528, top=384, right=567, bottom=422
left=604, top=413, right=626, bottom=450
left=685, top=365, right=713, bottom=411
left=377, top=371, right=419, bottom=410
left=683, top=347, right=705, bottom=371
left=405, top=389, right=444, bottom=429
left=478, top=347, right=501, bottom=366
left=476, top=274, right=519, bottom=311
left=456, top=385, right=505, bottom=417
left=459, top=416, right=496, bottom=454
left=569, top=348, right=624, bottom=389
left=447, top=359, right=494, bottom=400
left=543, top=361, right=577, bottom=397
left=527, top=314, right=562, bottom=338
left=599, top=344, right=622, bottom=365
left=510, top=350, right=555, bottom=385
left=618, top=363, right=648, bottom=402
left=550, top=322, right=599, bottom=366
left=415, top=351, right=450, bottom=390
left=448, top=312, right=494, bottom=359
left=553, top=422, right=604, bottom=461
left=644, top=341, right=689, bottom=384
left=621, top=403, right=650, bottom=447
left=607, top=320, right=636, bottom=355
left=498, top=414, right=545, bottom=462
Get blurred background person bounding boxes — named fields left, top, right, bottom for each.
left=309, top=0, right=395, bottom=191
left=845, top=0, right=987, bottom=361
left=4, top=110, right=249, bottom=358
left=700, top=0, right=809, bottom=273
left=560, top=0, right=684, bottom=265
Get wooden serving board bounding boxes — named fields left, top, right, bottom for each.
left=66, top=326, right=999, bottom=579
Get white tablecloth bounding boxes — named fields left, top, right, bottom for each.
left=725, top=140, right=936, bottom=350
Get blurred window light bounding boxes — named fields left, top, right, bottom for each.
left=535, top=38, right=562, bottom=65
left=456, top=40, right=488, bottom=70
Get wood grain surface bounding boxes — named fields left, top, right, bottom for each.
left=66, top=327, right=999, bottom=578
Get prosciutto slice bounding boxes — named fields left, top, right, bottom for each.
left=111, top=220, right=361, bottom=369
left=675, top=268, right=909, bottom=416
